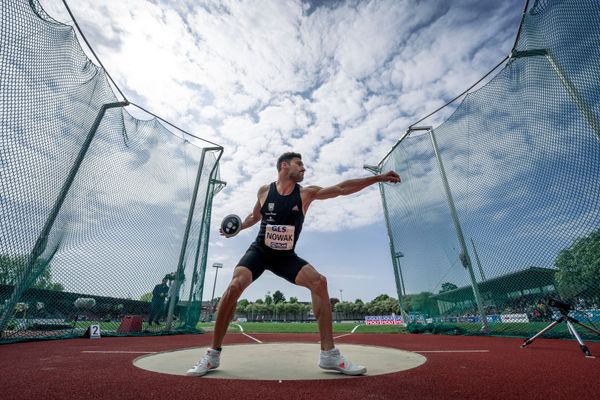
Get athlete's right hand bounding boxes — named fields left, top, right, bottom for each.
left=379, top=170, right=400, bottom=183
left=219, top=228, right=229, bottom=237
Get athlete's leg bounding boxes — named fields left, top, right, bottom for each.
left=211, top=266, right=253, bottom=349
left=295, top=264, right=334, bottom=351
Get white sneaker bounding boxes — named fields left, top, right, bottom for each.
left=319, top=348, right=367, bottom=376
left=186, top=348, right=221, bottom=377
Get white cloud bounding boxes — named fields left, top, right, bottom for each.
left=28, top=0, right=526, bottom=300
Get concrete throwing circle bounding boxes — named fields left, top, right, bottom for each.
left=134, top=343, right=427, bottom=380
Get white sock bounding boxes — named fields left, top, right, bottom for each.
left=321, top=348, right=339, bottom=356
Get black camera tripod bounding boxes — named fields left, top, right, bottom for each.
left=520, top=306, right=600, bottom=358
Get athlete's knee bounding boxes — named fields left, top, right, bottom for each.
left=225, top=279, right=246, bottom=300
left=310, top=273, right=328, bottom=293
left=224, top=267, right=252, bottom=299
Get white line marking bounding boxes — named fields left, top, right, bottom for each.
left=332, top=333, right=352, bottom=339
left=234, top=323, right=263, bottom=344
left=416, top=350, right=489, bottom=353
left=82, top=351, right=157, bottom=354
left=331, top=325, right=360, bottom=340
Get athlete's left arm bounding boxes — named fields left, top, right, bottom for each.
left=305, top=171, right=400, bottom=201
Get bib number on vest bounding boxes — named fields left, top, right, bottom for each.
left=265, top=224, right=295, bottom=250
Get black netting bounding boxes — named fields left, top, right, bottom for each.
left=1, top=0, right=222, bottom=343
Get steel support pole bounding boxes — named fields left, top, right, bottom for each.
left=184, top=180, right=214, bottom=327
left=376, top=174, right=409, bottom=324
left=545, top=53, right=600, bottom=142
left=184, top=147, right=225, bottom=327
left=428, top=128, right=489, bottom=331
left=0, top=101, right=128, bottom=334
left=471, top=238, right=487, bottom=281
left=510, top=49, right=600, bottom=142
left=165, top=146, right=222, bottom=330
left=186, top=178, right=226, bottom=326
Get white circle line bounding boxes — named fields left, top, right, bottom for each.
left=82, top=351, right=157, bottom=354
left=416, top=350, right=489, bottom=353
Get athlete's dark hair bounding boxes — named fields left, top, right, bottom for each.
left=277, top=152, right=302, bottom=171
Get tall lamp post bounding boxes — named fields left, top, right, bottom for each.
left=339, top=289, right=343, bottom=302
left=394, top=251, right=406, bottom=297
left=394, top=251, right=409, bottom=322
left=209, top=262, right=223, bottom=320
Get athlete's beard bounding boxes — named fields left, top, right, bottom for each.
left=289, top=171, right=304, bottom=182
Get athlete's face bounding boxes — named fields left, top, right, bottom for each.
left=286, top=158, right=305, bottom=182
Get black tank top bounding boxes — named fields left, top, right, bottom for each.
left=255, top=182, right=305, bottom=252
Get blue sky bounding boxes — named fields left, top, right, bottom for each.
left=37, top=0, right=525, bottom=302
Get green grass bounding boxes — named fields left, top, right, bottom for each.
left=73, top=321, right=120, bottom=330
left=73, top=320, right=168, bottom=331
left=72, top=320, right=597, bottom=340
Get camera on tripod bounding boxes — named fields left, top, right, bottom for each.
left=521, top=296, right=599, bottom=358
left=547, top=298, right=573, bottom=312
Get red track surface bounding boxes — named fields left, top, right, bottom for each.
left=1, top=333, right=599, bottom=400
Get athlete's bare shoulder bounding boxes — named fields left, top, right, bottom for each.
left=257, top=184, right=270, bottom=205
left=258, top=184, right=269, bottom=195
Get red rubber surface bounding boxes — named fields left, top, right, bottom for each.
left=1, top=333, right=598, bottom=400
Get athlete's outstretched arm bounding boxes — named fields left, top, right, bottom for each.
left=306, top=171, right=400, bottom=201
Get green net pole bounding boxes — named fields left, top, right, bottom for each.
left=365, top=164, right=408, bottom=323
left=427, top=127, right=489, bottom=331
left=381, top=183, right=409, bottom=323
left=184, top=171, right=225, bottom=328
left=0, top=101, right=127, bottom=334
left=165, top=147, right=222, bottom=330
left=184, top=183, right=213, bottom=328
left=188, top=162, right=225, bottom=327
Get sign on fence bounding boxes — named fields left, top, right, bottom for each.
left=365, top=315, right=404, bottom=325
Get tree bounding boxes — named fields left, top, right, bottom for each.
left=273, top=290, right=285, bottom=304
left=0, top=254, right=64, bottom=291
left=140, top=292, right=152, bottom=302
left=264, top=294, right=273, bottom=305
left=410, top=292, right=438, bottom=316
left=289, top=296, right=298, bottom=303
left=237, top=299, right=250, bottom=308
left=373, top=294, right=390, bottom=302
left=236, top=299, right=250, bottom=318
left=554, top=229, right=600, bottom=302
left=439, top=282, right=458, bottom=293
left=285, top=302, right=300, bottom=319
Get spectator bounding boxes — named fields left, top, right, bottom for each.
left=148, top=276, right=169, bottom=325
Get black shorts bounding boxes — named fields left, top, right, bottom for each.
left=237, top=244, right=309, bottom=284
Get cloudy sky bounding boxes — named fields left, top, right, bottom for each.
left=38, top=0, right=524, bottom=303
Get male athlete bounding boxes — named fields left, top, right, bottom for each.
left=187, top=152, right=400, bottom=376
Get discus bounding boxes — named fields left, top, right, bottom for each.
left=221, top=214, right=242, bottom=237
